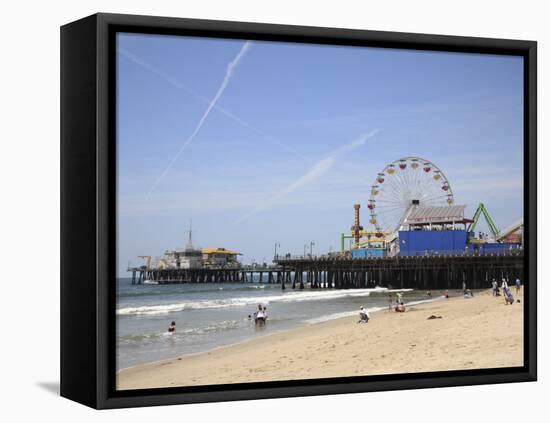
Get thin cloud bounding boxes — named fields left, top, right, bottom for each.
left=148, top=41, right=252, bottom=194
left=118, top=46, right=309, bottom=165
left=235, top=130, right=379, bottom=223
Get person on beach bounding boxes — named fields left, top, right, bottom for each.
left=254, top=304, right=267, bottom=324
left=358, top=306, right=370, bottom=323
left=492, top=279, right=498, bottom=296
left=388, top=294, right=393, bottom=311
left=168, top=321, right=176, bottom=333
left=501, top=278, right=508, bottom=290
left=444, top=289, right=449, bottom=299
left=504, top=287, right=514, bottom=305
left=515, top=277, right=521, bottom=294
left=426, top=291, right=432, bottom=298
left=396, top=292, right=403, bottom=304
left=395, top=302, right=406, bottom=312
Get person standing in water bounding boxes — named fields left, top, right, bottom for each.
left=168, top=321, right=176, bottom=333
left=254, top=304, right=267, bottom=324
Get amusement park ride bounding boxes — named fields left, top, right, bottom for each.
left=342, top=156, right=523, bottom=256
left=467, top=203, right=500, bottom=241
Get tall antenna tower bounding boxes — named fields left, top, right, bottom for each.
left=186, top=219, right=194, bottom=249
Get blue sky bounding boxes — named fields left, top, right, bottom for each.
left=116, top=33, right=523, bottom=274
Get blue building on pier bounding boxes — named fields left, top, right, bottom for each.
left=398, top=205, right=470, bottom=256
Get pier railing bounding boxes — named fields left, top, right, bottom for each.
left=397, top=247, right=523, bottom=258
left=274, top=247, right=523, bottom=262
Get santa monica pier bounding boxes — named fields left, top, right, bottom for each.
left=128, top=156, right=524, bottom=290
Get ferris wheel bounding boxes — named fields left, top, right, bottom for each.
left=367, top=157, right=454, bottom=233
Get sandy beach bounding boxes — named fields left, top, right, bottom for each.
left=117, top=289, right=524, bottom=390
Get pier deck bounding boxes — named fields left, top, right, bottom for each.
left=129, top=250, right=524, bottom=290
left=274, top=250, right=524, bottom=290
left=129, top=266, right=283, bottom=285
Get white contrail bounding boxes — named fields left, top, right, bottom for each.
left=148, top=41, right=252, bottom=194
left=235, top=130, right=379, bottom=223
left=119, top=48, right=186, bottom=89
left=119, top=47, right=309, bottom=162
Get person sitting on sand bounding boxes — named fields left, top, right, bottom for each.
left=395, top=302, right=405, bottom=312
left=504, top=287, right=514, bottom=305
left=168, top=321, right=176, bottom=333
left=358, top=306, right=370, bottom=323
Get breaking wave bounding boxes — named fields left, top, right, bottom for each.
left=116, top=287, right=406, bottom=316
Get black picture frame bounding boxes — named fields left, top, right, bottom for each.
left=60, top=12, right=537, bottom=409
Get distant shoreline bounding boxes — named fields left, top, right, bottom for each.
left=117, top=289, right=523, bottom=390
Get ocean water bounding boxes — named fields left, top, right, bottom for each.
left=116, top=277, right=450, bottom=370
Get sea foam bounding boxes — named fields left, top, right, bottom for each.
left=116, top=287, right=403, bottom=316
